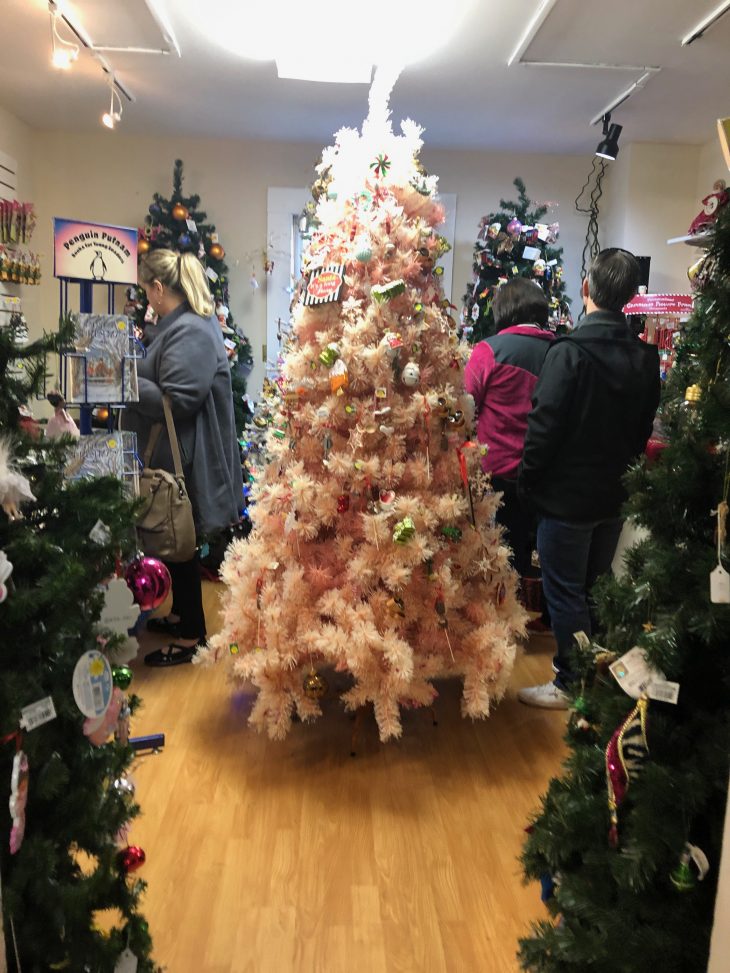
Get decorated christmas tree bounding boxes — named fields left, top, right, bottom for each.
left=198, top=73, right=526, bottom=742
left=0, top=316, right=158, bottom=970
left=461, top=178, right=571, bottom=343
left=519, top=206, right=730, bottom=971
left=133, top=158, right=253, bottom=431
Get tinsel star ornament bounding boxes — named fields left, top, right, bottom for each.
left=369, top=153, right=391, bottom=178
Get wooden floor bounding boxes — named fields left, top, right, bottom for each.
left=129, top=583, right=566, bottom=973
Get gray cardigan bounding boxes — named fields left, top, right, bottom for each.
left=125, top=302, right=243, bottom=536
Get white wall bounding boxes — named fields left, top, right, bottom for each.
left=603, top=142, right=702, bottom=293
left=697, top=133, right=729, bottom=198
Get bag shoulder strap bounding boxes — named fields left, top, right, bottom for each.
left=143, top=394, right=184, bottom=477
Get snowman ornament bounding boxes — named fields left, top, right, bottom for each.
left=401, top=362, right=420, bottom=387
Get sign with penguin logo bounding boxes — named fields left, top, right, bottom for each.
left=53, top=218, right=138, bottom=283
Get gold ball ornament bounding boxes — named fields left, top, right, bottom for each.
left=209, top=242, right=225, bottom=260
left=171, top=202, right=189, bottom=221
left=138, top=238, right=151, bottom=255
left=303, top=669, right=328, bottom=700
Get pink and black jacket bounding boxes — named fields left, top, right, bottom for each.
left=464, top=325, right=556, bottom=478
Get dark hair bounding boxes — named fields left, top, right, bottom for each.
left=587, top=248, right=641, bottom=312
left=492, top=277, right=549, bottom=331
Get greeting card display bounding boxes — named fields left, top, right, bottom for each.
left=66, top=313, right=139, bottom=405
left=64, top=431, right=139, bottom=493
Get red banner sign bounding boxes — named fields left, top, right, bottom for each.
left=623, top=293, right=694, bottom=316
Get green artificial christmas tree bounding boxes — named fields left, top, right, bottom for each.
left=0, top=315, right=158, bottom=971
left=519, top=206, right=730, bottom=971
left=461, top=178, right=571, bottom=343
left=133, top=158, right=253, bottom=431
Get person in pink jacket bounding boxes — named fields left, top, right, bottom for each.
left=464, top=277, right=555, bottom=582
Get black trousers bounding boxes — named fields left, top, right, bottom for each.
left=165, top=554, right=206, bottom=641
left=492, top=475, right=551, bottom=625
left=492, top=476, right=533, bottom=579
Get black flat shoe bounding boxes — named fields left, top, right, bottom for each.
left=143, top=641, right=205, bottom=667
left=146, top=616, right=182, bottom=637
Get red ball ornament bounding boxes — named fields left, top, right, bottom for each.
left=171, top=202, right=189, bottom=221
left=209, top=242, right=225, bottom=261
left=118, top=845, right=146, bottom=874
left=124, top=556, right=171, bottom=611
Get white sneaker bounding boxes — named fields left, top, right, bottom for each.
left=517, top=681, right=569, bottom=710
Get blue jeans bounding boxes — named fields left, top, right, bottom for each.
left=537, top=516, right=623, bottom=689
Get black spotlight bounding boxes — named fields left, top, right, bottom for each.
left=595, top=113, right=622, bottom=161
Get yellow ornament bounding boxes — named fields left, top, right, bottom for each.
left=684, top=384, right=702, bottom=405
left=303, top=669, right=328, bottom=700
left=171, top=202, right=189, bottom=221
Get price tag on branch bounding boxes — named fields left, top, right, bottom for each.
left=609, top=646, right=679, bottom=704
left=20, top=696, right=57, bottom=731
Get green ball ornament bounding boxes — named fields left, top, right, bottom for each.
left=112, top=666, right=133, bottom=690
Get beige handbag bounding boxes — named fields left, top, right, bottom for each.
left=136, top=395, right=196, bottom=562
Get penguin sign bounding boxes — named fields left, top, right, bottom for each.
left=53, top=218, right=138, bottom=284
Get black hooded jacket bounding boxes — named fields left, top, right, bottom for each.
left=517, top=309, right=660, bottom=521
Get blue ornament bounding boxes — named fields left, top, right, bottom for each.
left=149, top=203, right=161, bottom=217
left=178, top=232, right=192, bottom=248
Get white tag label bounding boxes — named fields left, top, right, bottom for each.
left=89, top=519, right=111, bottom=545
left=114, top=948, right=139, bottom=973
left=72, top=650, right=113, bottom=718
left=223, top=337, right=237, bottom=350
left=536, top=223, right=549, bottom=241
left=710, top=564, right=730, bottom=603
left=186, top=219, right=197, bottom=232
left=20, top=696, right=57, bottom=731
left=99, top=578, right=139, bottom=664
left=523, top=245, right=541, bottom=261
left=206, top=267, right=219, bottom=282
left=609, top=646, right=679, bottom=703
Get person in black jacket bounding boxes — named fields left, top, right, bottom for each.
left=516, top=249, right=660, bottom=708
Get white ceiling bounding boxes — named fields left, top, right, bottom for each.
left=2, top=0, right=729, bottom=153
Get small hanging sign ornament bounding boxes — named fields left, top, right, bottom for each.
left=710, top=499, right=730, bottom=603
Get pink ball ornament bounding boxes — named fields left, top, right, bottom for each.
left=124, top=556, right=171, bottom=611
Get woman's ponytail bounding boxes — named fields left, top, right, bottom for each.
left=178, top=252, right=214, bottom=318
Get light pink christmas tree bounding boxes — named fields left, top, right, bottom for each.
left=200, top=75, right=526, bottom=741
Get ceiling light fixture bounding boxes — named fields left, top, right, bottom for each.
left=102, top=83, right=123, bottom=129
left=49, top=0, right=79, bottom=69
left=595, top=114, right=622, bottom=161
left=176, top=0, right=475, bottom=82
left=681, top=1, right=730, bottom=46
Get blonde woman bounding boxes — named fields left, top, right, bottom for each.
left=126, top=249, right=243, bottom=666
